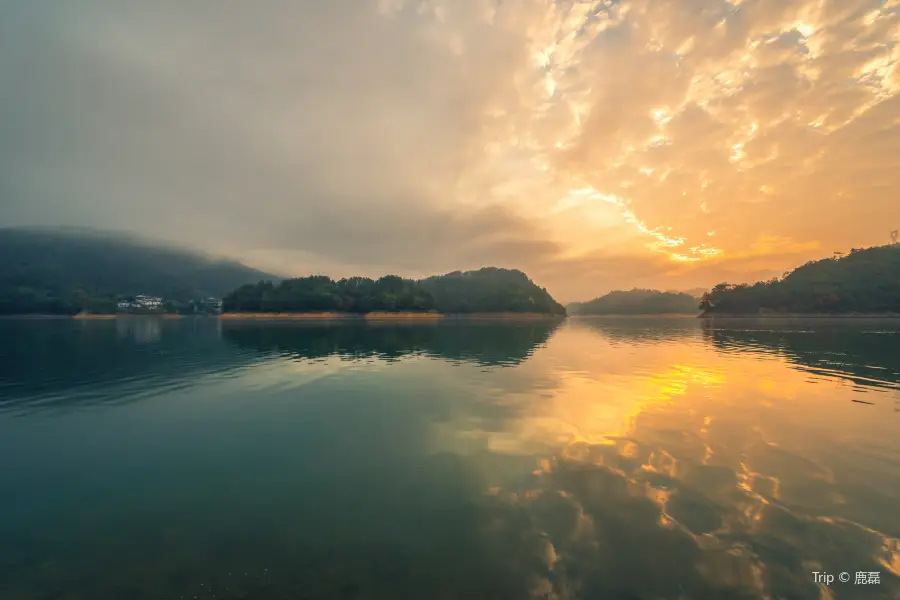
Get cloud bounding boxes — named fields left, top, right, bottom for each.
left=2, top=0, right=899, bottom=302
left=0, top=2, right=560, bottom=269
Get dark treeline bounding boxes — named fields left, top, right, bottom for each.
left=569, top=289, right=700, bottom=315
left=701, top=245, right=900, bottom=315
left=223, top=267, right=567, bottom=315
left=224, top=275, right=433, bottom=313
left=0, top=288, right=119, bottom=316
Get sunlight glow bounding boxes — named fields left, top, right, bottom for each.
left=651, top=107, right=671, bottom=124
left=373, top=0, right=900, bottom=288
left=561, top=184, right=721, bottom=262
left=864, top=10, right=882, bottom=26
left=791, top=21, right=815, bottom=38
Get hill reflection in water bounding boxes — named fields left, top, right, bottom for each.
left=0, top=318, right=251, bottom=412
left=219, top=319, right=563, bottom=366
left=700, top=318, right=900, bottom=394
left=574, top=316, right=900, bottom=395
left=1, top=317, right=899, bottom=599
left=0, top=318, right=563, bottom=413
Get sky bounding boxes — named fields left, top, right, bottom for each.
left=2, top=0, right=899, bottom=302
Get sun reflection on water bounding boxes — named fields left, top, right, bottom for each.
left=447, top=318, right=900, bottom=598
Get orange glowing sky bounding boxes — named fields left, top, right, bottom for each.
left=2, top=0, right=899, bottom=301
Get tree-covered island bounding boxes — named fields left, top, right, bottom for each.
left=222, top=267, right=567, bottom=316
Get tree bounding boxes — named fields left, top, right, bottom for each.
left=701, top=245, right=900, bottom=315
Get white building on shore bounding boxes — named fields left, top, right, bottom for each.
left=118, top=295, right=164, bottom=312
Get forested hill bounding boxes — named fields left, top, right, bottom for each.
left=568, top=289, right=700, bottom=315
left=700, top=245, right=900, bottom=315
left=0, top=228, right=277, bottom=314
left=223, top=267, right=567, bottom=315
left=420, top=268, right=566, bottom=315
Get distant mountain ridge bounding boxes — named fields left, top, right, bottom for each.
left=0, top=228, right=278, bottom=314
left=569, top=289, right=700, bottom=315
left=1, top=228, right=566, bottom=316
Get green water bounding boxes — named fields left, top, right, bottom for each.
left=0, top=317, right=898, bottom=599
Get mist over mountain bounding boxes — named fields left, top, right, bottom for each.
left=2, top=228, right=566, bottom=316
left=1, top=228, right=278, bottom=313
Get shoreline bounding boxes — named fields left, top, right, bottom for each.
left=218, top=312, right=565, bottom=321
left=73, top=313, right=187, bottom=320
left=569, top=313, right=699, bottom=318
left=699, top=312, right=900, bottom=319
left=0, top=314, right=74, bottom=320
left=1, top=313, right=191, bottom=320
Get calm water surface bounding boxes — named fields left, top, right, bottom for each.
left=1, top=317, right=899, bottom=599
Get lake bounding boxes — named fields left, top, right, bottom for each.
left=1, top=317, right=898, bottom=600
